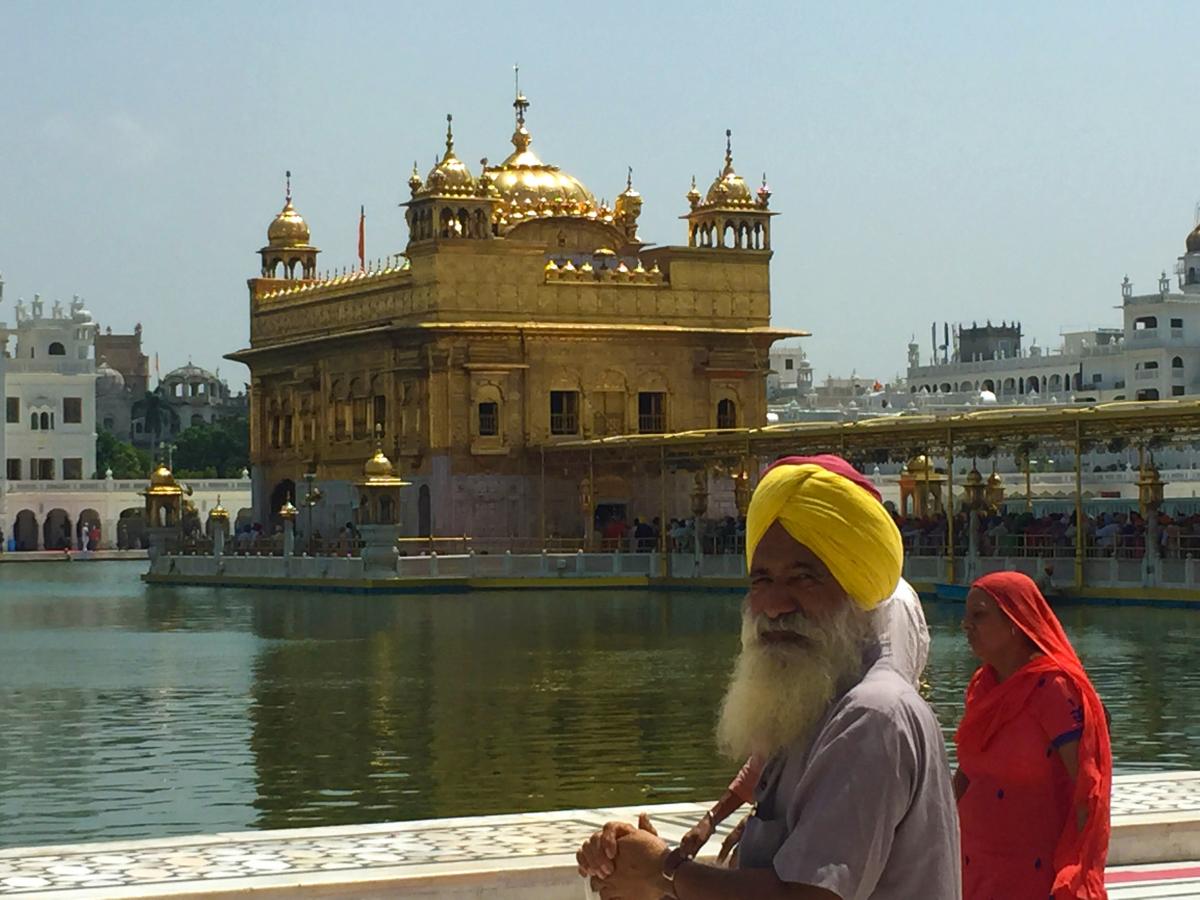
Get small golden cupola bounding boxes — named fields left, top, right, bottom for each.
left=685, top=130, right=776, bottom=252
left=404, top=115, right=496, bottom=244
left=613, top=167, right=643, bottom=243
left=422, top=115, right=477, bottom=197
left=259, top=171, right=320, bottom=279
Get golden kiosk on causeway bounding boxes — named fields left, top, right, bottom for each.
left=228, top=88, right=802, bottom=542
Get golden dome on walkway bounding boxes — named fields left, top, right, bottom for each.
left=358, top=440, right=411, bottom=489
left=150, top=463, right=176, bottom=488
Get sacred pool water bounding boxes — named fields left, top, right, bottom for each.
left=1, top=561, right=1197, bottom=849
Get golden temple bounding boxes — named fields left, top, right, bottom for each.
left=229, top=88, right=801, bottom=538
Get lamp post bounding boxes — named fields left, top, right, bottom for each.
left=301, top=470, right=323, bottom=555
left=689, top=470, right=708, bottom=571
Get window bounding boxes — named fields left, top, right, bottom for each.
left=63, top=397, right=82, bottom=424
left=282, top=414, right=293, bottom=445
left=716, top=398, right=737, bottom=429
left=1173, top=385, right=1186, bottom=397
left=549, top=391, right=579, bottom=435
left=373, top=395, right=387, bottom=435
left=31, top=458, right=54, bottom=480
left=6, top=459, right=20, bottom=479
left=1134, top=316, right=1158, bottom=330
left=1171, top=318, right=1184, bottom=328
left=30, top=413, right=38, bottom=431
left=334, top=404, right=347, bottom=441
left=637, top=391, right=666, bottom=433
left=593, top=391, right=625, bottom=436
left=48, top=342, right=65, bottom=356
left=62, top=458, right=83, bottom=479
left=1136, top=389, right=1160, bottom=401
left=1173, top=356, right=1184, bottom=369
left=191, top=413, right=205, bottom=426
left=1143, top=361, right=1159, bottom=370
left=784, top=358, right=794, bottom=371
left=352, top=397, right=369, bottom=440
left=478, top=402, right=499, bottom=436
left=1091, top=373, right=1102, bottom=384
left=5, top=397, right=17, bottom=424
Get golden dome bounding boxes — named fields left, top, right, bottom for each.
left=268, top=201, right=310, bottom=246
left=965, top=467, right=983, bottom=485
left=1187, top=222, right=1200, bottom=254
left=704, top=130, right=755, bottom=207
left=423, top=115, right=477, bottom=197
left=150, top=463, right=177, bottom=487
left=364, top=446, right=396, bottom=479
left=987, top=471, right=1004, bottom=487
left=484, top=92, right=599, bottom=216
left=357, top=441, right=411, bottom=489
left=278, top=500, right=298, bottom=520
left=209, top=496, right=230, bottom=521
left=906, top=454, right=932, bottom=474
left=266, top=172, right=312, bottom=247
left=142, top=462, right=184, bottom=497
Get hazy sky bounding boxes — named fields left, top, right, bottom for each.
left=2, top=1, right=1199, bottom=386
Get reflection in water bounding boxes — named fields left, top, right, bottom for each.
left=1, top=561, right=1198, bottom=848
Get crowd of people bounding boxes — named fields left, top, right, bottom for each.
left=577, top=454, right=1111, bottom=900
left=599, top=515, right=748, bottom=554
left=895, top=507, right=1200, bottom=559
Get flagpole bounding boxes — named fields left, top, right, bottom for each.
left=358, top=205, right=365, bottom=271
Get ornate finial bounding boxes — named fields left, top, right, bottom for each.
left=626, top=166, right=633, bottom=191
left=513, top=64, right=529, bottom=127
left=285, top=169, right=292, bottom=205
left=445, top=114, right=454, bottom=153
left=757, top=171, right=771, bottom=207
left=724, top=129, right=733, bottom=168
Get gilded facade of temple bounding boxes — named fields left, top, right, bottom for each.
left=229, top=92, right=801, bottom=539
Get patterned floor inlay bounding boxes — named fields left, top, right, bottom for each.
left=1, top=773, right=1197, bottom=896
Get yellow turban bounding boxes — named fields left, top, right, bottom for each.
left=745, top=462, right=903, bottom=610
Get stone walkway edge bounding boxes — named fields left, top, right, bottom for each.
left=2, top=771, right=1198, bottom=898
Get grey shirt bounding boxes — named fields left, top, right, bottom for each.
left=738, top=654, right=961, bottom=899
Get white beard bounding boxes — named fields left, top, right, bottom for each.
left=716, top=602, right=874, bottom=762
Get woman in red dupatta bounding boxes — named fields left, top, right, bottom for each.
left=955, top=571, right=1111, bottom=899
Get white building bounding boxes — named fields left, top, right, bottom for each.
left=767, top=341, right=813, bottom=398
left=2, top=293, right=98, bottom=481
left=905, top=219, right=1200, bottom=404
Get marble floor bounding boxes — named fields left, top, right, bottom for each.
left=1, top=772, right=1198, bottom=898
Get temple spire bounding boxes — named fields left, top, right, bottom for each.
left=445, top=114, right=454, bottom=154
left=285, top=169, right=292, bottom=205
left=513, top=63, right=529, bottom=127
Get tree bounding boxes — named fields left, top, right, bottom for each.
left=173, top=414, right=250, bottom=478
left=131, top=391, right=180, bottom=458
left=95, top=430, right=152, bottom=478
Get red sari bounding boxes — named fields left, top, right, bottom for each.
left=955, top=572, right=1111, bottom=900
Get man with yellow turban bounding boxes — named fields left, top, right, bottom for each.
left=578, top=455, right=960, bottom=900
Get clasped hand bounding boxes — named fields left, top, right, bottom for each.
left=576, top=813, right=670, bottom=900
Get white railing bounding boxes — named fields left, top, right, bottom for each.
left=6, top=478, right=248, bottom=492
left=2, top=359, right=96, bottom=374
